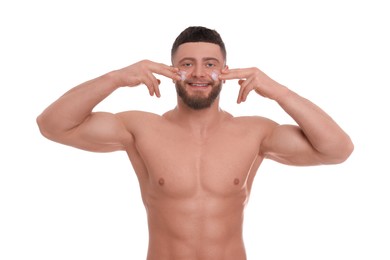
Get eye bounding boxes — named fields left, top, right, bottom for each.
left=181, top=63, right=192, bottom=67
left=206, top=63, right=215, bottom=68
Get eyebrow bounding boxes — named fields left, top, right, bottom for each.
left=178, top=57, right=221, bottom=63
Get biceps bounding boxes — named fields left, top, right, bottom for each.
left=64, top=112, right=133, bottom=152
left=261, top=124, right=322, bottom=166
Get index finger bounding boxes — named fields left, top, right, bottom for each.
left=219, top=68, right=251, bottom=80
left=151, top=62, right=181, bottom=81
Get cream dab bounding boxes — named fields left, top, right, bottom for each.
left=211, top=70, right=219, bottom=81
left=178, top=70, right=187, bottom=81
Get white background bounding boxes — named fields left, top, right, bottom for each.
left=1, top=0, right=389, bottom=259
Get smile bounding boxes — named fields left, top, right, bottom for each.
left=189, top=83, right=209, bottom=87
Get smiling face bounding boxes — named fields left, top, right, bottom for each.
left=172, top=42, right=226, bottom=110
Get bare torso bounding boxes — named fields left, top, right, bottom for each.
left=121, top=110, right=269, bottom=260
left=35, top=44, right=353, bottom=259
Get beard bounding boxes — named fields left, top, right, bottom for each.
left=175, top=80, right=222, bottom=110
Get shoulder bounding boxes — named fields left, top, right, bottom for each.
left=115, top=110, right=168, bottom=132
left=116, top=110, right=161, bottom=119
left=229, top=115, right=278, bottom=130
left=221, top=114, right=279, bottom=142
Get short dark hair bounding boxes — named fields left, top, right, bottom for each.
left=171, top=26, right=226, bottom=62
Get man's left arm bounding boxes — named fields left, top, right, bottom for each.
left=219, top=67, right=354, bottom=165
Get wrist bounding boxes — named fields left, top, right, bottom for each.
left=104, top=70, right=125, bottom=89
left=274, top=86, right=296, bottom=105
left=266, top=80, right=291, bottom=101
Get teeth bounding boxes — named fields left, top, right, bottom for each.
left=191, top=84, right=208, bottom=87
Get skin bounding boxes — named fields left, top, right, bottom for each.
left=37, top=42, right=354, bottom=260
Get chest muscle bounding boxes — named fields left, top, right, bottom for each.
left=134, top=130, right=261, bottom=198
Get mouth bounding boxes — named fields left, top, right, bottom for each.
left=189, top=83, right=210, bottom=87
left=185, top=81, right=212, bottom=90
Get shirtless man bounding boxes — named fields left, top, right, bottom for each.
left=36, top=26, right=354, bottom=259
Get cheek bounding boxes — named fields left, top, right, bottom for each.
left=178, top=68, right=220, bottom=81
left=178, top=71, right=187, bottom=81
left=210, top=70, right=219, bottom=81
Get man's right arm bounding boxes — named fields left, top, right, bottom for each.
left=36, top=60, right=180, bottom=152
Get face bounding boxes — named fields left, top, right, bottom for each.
left=172, top=42, right=226, bottom=110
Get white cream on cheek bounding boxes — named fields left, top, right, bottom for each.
left=178, top=70, right=219, bottom=81
left=211, top=70, right=219, bottom=81
left=178, top=70, right=187, bottom=81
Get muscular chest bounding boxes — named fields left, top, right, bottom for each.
left=133, top=128, right=261, bottom=198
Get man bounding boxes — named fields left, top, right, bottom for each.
left=37, top=26, right=354, bottom=259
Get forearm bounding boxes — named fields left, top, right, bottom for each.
left=220, top=66, right=353, bottom=162
left=275, top=86, right=353, bottom=158
left=37, top=71, right=120, bottom=135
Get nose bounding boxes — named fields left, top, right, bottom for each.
left=191, top=65, right=206, bottom=78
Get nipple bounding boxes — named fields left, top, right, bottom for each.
left=158, top=178, right=165, bottom=186
left=234, top=178, right=240, bottom=185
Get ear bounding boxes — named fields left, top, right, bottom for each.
left=222, top=65, right=229, bottom=83
left=171, top=64, right=178, bottom=83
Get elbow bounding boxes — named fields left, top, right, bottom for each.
left=336, top=138, right=354, bottom=163
left=345, top=137, right=355, bottom=159
left=36, top=113, right=60, bottom=141
left=36, top=114, right=51, bottom=139
left=323, top=136, right=354, bottom=164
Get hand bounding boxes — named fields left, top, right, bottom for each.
left=115, top=60, right=181, bottom=97
left=219, top=67, right=286, bottom=103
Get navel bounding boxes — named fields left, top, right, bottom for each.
left=234, top=178, right=240, bottom=185
left=158, top=178, right=165, bottom=186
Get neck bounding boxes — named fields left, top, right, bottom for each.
left=172, top=97, right=225, bottom=136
